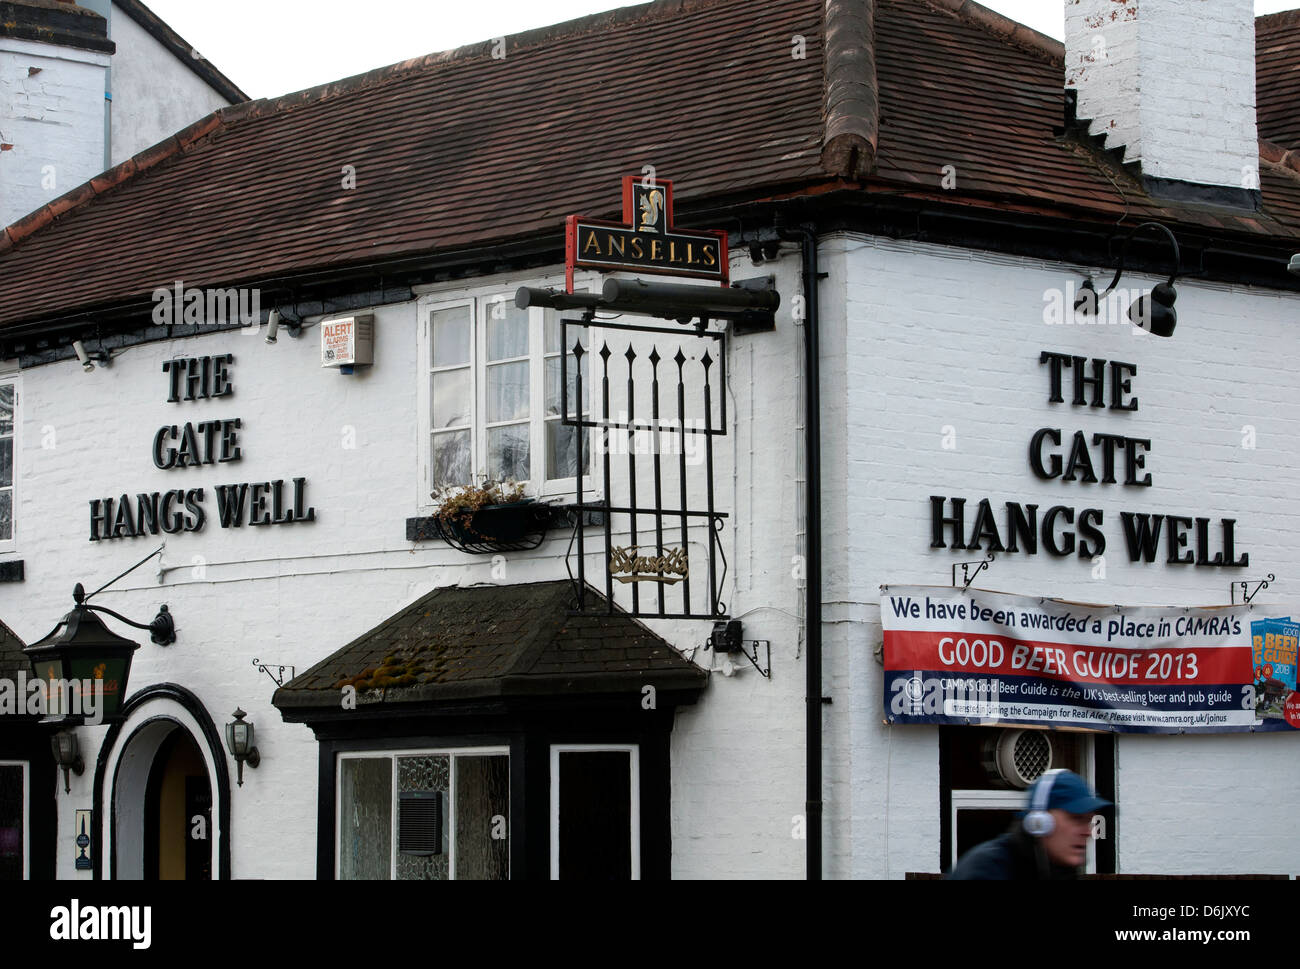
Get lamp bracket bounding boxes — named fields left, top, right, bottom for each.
left=952, top=552, right=995, bottom=593
left=1232, top=572, right=1275, bottom=605
left=252, top=658, right=295, bottom=687
left=84, top=602, right=175, bottom=646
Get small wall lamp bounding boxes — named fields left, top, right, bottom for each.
left=51, top=730, right=84, bottom=794
left=1075, top=221, right=1181, bottom=337
left=225, top=708, right=260, bottom=786
left=1288, top=254, right=1300, bottom=276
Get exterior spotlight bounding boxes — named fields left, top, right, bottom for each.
left=1129, top=281, right=1177, bottom=338
left=1289, top=254, right=1300, bottom=276
left=51, top=730, right=84, bottom=794
left=1074, top=221, right=1181, bottom=337
left=265, top=309, right=280, bottom=344
left=1073, top=278, right=1098, bottom=315
left=225, top=708, right=260, bottom=786
left=73, top=340, right=94, bottom=373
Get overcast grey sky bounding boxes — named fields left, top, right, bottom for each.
left=141, top=0, right=1300, bottom=100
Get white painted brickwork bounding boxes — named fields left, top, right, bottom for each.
left=835, top=232, right=1300, bottom=877
left=0, top=37, right=108, bottom=228
left=1065, top=0, right=1258, bottom=190
left=1, top=254, right=816, bottom=880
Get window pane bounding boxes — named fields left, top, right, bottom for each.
left=544, top=317, right=588, bottom=355
left=545, top=354, right=588, bottom=418
left=487, top=303, right=529, bottom=361
left=0, top=493, right=11, bottom=543
left=432, top=369, right=471, bottom=429
left=547, top=421, right=590, bottom=480
left=432, top=431, right=471, bottom=489
left=338, top=758, right=392, bottom=880
left=0, top=384, right=12, bottom=437
left=487, top=362, right=529, bottom=422
left=454, top=756, right=509, bottom=880
left=488, top=424, right=530, bottom=482
left=0, top=438, right=11, bottom=488
left=396, top=756, right=449, bottom=881
left=432, top=307, right=471, bottom=368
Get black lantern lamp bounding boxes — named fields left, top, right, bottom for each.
left=225, top=709, right=260, bottom=787
left=51, top=731, right=84, bottom=794
left=23, top=584, right=172, bottom=724
left=1075, top=221, right=1181, bottom=337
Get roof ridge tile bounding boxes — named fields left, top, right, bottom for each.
left=913, top=0, right=1063, bottom=65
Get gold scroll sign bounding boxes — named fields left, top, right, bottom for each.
left=609, top=545, right=689, bottom=584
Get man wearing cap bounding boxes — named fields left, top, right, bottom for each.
left=948, top=769, right=1111, bottom=880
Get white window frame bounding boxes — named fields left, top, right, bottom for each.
left=416, top=275, right=597, bottom=513
left=0, top=375, right=20, bottom=554
left=949, top=734, right=1098, bottom=874
left=549, top=743, right=640, bottom=880
left=0, top=760, right=29, bottom=880
left=335, top=746, right=510, bottom=881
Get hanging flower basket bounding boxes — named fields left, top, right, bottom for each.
left=430, top=481, right=554, bottom=553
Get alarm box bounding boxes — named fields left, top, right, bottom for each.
left=320, top=314, right=374, bottom=370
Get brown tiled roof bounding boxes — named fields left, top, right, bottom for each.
left=4, top=0, right=1300, bottom=331
left=1258, top=9, right=1300, bottom=151
left=272, top=580, right=707, bottom=712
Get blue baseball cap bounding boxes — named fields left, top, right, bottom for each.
left=1022, top=769, right=1111, bottom=815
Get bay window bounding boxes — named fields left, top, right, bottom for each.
left=337, top=749, right=509, bottom=880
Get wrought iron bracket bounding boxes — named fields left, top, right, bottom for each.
left=1232, top=573, right=1275, bottom=605
left=253, top=658, right=295, bottom=688
left=952, top=553, right=995, bottom=593
left=739, top=639, right=771, bottom=678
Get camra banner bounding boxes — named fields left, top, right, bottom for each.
left=881, top=586, right=1300, bottom=734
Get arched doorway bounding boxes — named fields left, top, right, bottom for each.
left=94, top=685, right=230, bottom=880
left=142, top=728, right=211, bottom=879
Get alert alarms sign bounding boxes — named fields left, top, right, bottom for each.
left=320, top=315, right=374, bottom=368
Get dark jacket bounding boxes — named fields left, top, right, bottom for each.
left=947, top=826, right=1079, bottom=880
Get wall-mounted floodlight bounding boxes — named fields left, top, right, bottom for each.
left=1074, top=221, right=1181, bottom=337
left=72, top=340, right=109, bottom=372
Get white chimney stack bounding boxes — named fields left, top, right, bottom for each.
left=1065, top=0, right=1259, bottom=206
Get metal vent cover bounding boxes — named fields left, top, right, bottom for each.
left=398, top=791, right=444, bottom=856
left=982, top=729, right=1053, bottom=789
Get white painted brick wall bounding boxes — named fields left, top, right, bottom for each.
left=0, top=38, right=108, bottom=227
left=1065, top=0, right=1258, bottom=190
left=834, top=232, right=1300, bottom=876
left=6, top=254, right=814, bottom=880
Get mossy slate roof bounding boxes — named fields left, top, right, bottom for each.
left=272, top=580, right=706, bottom=712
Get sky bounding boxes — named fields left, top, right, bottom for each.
left=141, top=0, right=1300, bottom=100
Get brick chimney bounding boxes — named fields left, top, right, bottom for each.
left=1064, top=0, right=1259, bottom=208
left=0, top=0, right=114, bottom=227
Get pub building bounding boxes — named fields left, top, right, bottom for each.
left=1, top=0, right=1299, bottom=881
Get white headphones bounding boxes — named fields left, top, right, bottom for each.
left=1023, top=768, right=1066, bottom=837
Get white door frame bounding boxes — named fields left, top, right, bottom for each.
left=549, top=744, right=640, bottom=880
